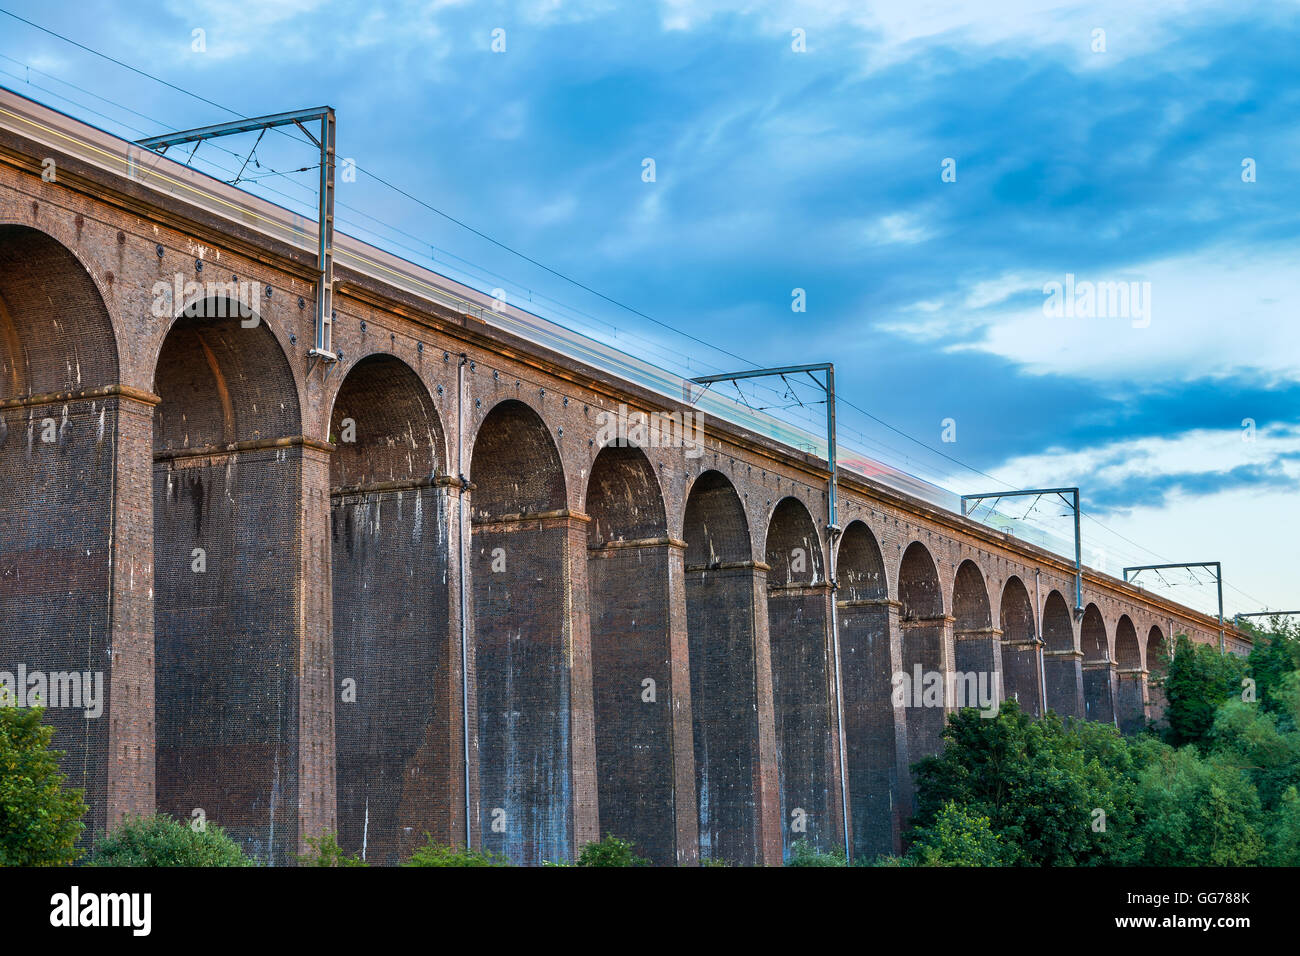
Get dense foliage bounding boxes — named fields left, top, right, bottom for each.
left=87, top=814, right=253, bottom=866
left=896, top=618, right=1300, bottom=866
left=0, top=706, right=86, bottom=866
left=403, top=837, right=513, bottom=867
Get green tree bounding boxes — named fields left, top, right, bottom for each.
left=298, top=830, right=368, bottom=867
left=1130, top=742, right=1266, bottom=866
left=1267, top=785, right=1300, bottom=866
left=906, top=802, right=1013, bottom=866
left=911, top=700, right=1138, bottom=865
left=1247, top=620, right=1300, bottom=732
left=1162, top=634, right=1248, bottom=749
left=403, top=837, right=512, bottom=867
left=88, top=814, right=253, bottom=866
left=786, top=839, right=847, bottom=867
left=0, top=706, right=86, bottom=866
left=576, top=834, right=651, bottom=867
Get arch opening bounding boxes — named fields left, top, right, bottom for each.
left=898, top=542, right=948, bottom=764
left=1146, top=625, right=1170, bottom=727
left=1042, top=590, right=1083, bottom=717
left=683, top=470, right=760, bottom=864
left=0, top=225, right=120, bottom=850
left=765, top=497, right=833, bottom=859
left=585, top=443, right=677, bottom=864
left=1080, top=604, right=1115, bottom=724
left=999, top=576, right=1041, bottom=718
left=1114, top=615, right=1144, bottom=734
left=470, top=400, right=570, bottom=865
left=952, top=561, right=1002, bottom=716
left=328, top=354, right=449, bottom=864
left=152, top=302, right=302, bottom=864
left=836, top=521, right=898, bottom=860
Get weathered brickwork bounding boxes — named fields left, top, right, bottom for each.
left=0, top=94, right=1249, bottom=864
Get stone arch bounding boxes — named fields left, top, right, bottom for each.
left=765, top=496, right=833, bottom=859
left=952, top=561, right=1000, bottom=715
left=470, top=398, right=571, bottom=865
left=765, top=496, right=825, bottom=585
left=0, top=224, right=121, bottom=851
left=898, top=542, right=949, bottom=763
left=1146, top=625, right=1169, bottom=726
left=585, top=442, right=680, bottom=864
left=327, top=353, right=444, bottom=486
left=684, top=469, right=751, bottom=566
left=836, top=520, right=897, bottom=860
left=684, top=469, right=763, bottom=864
left=999, top=576, right=1041, bottom=717
left=0, top=223, right=119, bottom=398
left=152, top=297, right=303, bottom=865
left=1080, top=603, right=1115, bottom=724
left=1114, top=615, right=1144, bottom=734
left=1042, top=589, right=1083, bottom=717
left=328, top=353, right=451, bottom=864
left=470, top=399, right=565, bottom=520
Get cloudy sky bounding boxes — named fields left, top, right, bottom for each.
left=2, top=0, right=1296, bottom=617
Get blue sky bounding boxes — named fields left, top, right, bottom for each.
left=2, top=0, right=1296, bottom=617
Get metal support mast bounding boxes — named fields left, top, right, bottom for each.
left=687, top=363, right=848, bottom=860
left=137, top=107, right=338, bottom=360
left=1124, top=562, right=1224, bottom=652
left=961, top=487, right=1084, bottom=621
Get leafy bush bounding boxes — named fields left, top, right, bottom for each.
left=0, top=706, right=87, bottom=866
left=577, top=834, right=650, bottom=866
left=786, top=839, right=847, bottom=867
left=298, top=830, right=367, bottom=867
left=403, top=837, right=512, bottom=867
left=88, top=814, right=252, bottom=866
left=906, top=802, right=1013, bottom=866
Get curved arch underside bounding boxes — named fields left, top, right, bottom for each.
left=329, top=353, right=450, bottom=864
left=765, top=497, right=833, bottom=859
left=585, top=444, right=679, bottom=864
left=471, top=400, right=571, bottom=865
left=152, top=307, right=303, bottom=865
left=836, top=521, right=898, bottom=860
left=0, top=225, right=120, bottom=851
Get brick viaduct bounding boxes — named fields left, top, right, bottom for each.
left=0, top=91, right=1249, bottom=865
